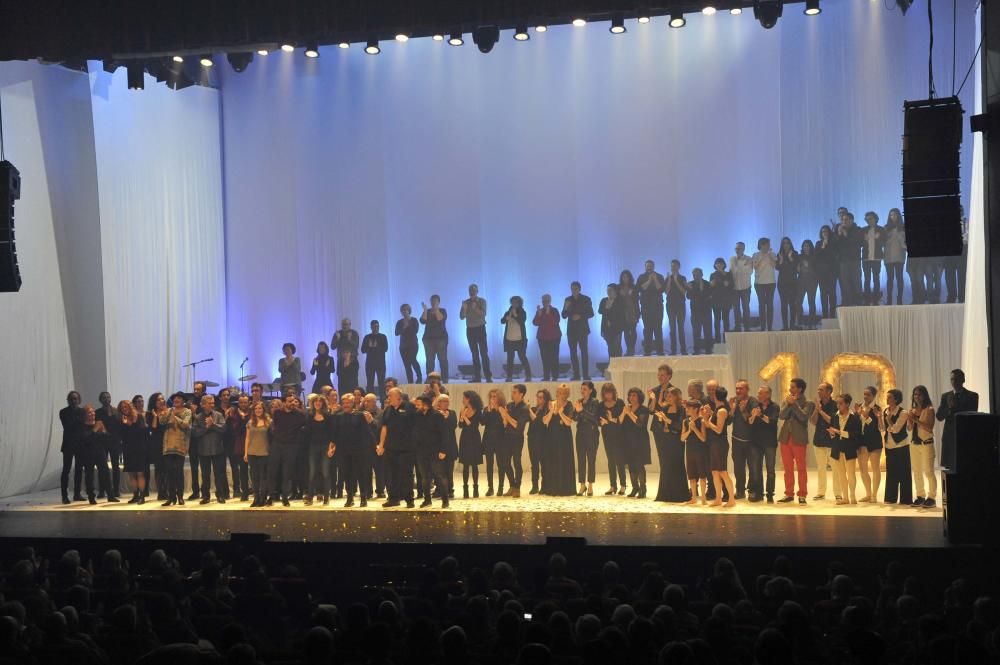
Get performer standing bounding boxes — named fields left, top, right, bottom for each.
left=270, top=394, right=307, bottom=507
left=573, top=381, right=602, bottom=496
left=598, top=284, right=624, bottom=359
left=827, top=393, right=862, bottom=505
left=749, top=385, right=780, bottom=503
left=304, top=395, right=335, bottom=506
left=908, top=385, right=938, bottom=508
left=936, top=368, right=979, bottom=471
left=435, top=394, right=459, bottom=500
left=362, top=393, right=386, bottom=499
left=395, top=304, right=422, bottom=385
left=334, top=394, right=373, bottom=507
left=703, top=388, right=735, bottom=507
left=809, top=382, right=840, bottom=501
left=777, top=378, right=815, bottom=504
left=482, top=389, right=507, bottom=496
left=709, top=258, right=733, bottom=344
left=562, top=282, right=594, bottom=381
left=880, top=389, right=912, bottom=505
left=377, top=387, right=417, bottom=508
left=752, top=238, right=777, bottom=331
left=600, top=384, right=627, bottom=496
left=244, top=401, right=271, bottom=507
left=59, top=391, right=84, bottom=504
left=728, top=380, right=757, bottom=501
left=664, top=260, right=689, bottom=355
left=115, top=399, right=149, bottom=505
left=815, top=225, right=838, bottom=318
left=687, top=268, right=712, bottom=355
left=147, top=393, right=167, bottom=501
left=855, top=386, right=883, bottom=502
left=618, top=270, right=641, bottom=356
left=682, top=400, right=708, bottom=505
left=543, top=384, right=578, bottom=496
left=461, top=284, right=492, bottom=383
left=620, top=388, right=650, bottom=498
left=412, top=395, right=451, bottom=508
left=310, top=342, right=335, bottom=394
left=499, top=384, right=530, bottom=497
left=653, top=387, right=689, bottom=503
left=501, top=296, right=532, bottom=381
left=458, top=391, right=484, bottom=498
left=835, top=212, right=864, bottom=307
left=533, top=294, right=562, bottom=381
left=361, top=321, right=388, bottom=397
left=226, top=394, right=251, bottom=502
left=80, top=405, right=117, bottom=504
left=527, top=389, right=551, bottom=495
left=95, top=391, right=120, bottom=500
left=861, top=212, right=885, bottom=305
left=159, top=393, right=191, bottom=506
left=776, top=237, right=799, bottom=330
left=797, top=240, right=818, bottom=328
left=420, top=295, right=449, bottom=381
left=279, top=344, right=303, bottom=397
left=332, top=319, right=361, bottom=394
left=637, top=260, right=665, bottom=356
left=192, top=395, right=229, bottom=504
left=883, top=209, right=907, bottom=306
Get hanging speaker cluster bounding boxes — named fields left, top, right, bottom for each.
left=901, top=97, right=964, bottom=258
left=0, top=160, right=22, bottom=293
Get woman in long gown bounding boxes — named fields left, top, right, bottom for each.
left=599, top=383, right=627, bottom=495
left=542, top=383, right=577, bottom=496
left=654, top=387, right=690, bottom=502
left=458, top=391, right=484, bottom=498
left=526, top=389, right=551, bottom=495
left=621, top=388, right=651, bottom=498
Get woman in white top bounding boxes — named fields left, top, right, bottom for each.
left=751, top=237, right=777, bottom=331
left=879, top=388, right=912, bottom=505
left=883, top=208, right=907, bottom=306
left=906, top=385, right=937, bottom=508
left=501, top=296, right=531, bottom=381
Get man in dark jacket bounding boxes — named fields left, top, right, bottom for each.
left=936, top=368, right=980, bottom=470
left=361, top=320, right=389, bottom=398
left=377, top=388, right=417, bottom=508
left=562, top=281, right=594, bottom=380
left=412, top=395, right=451, bottom=508
left=270, top=395, right=307, bottom=506
left=59, top=391, right=85, bottom=503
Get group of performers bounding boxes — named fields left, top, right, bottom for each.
left=56, top=366, right=978, bottom=510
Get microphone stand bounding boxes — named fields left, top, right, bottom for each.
left=239, top=357, right=249, bottom=394
left=181, top=358, right=214, bottom=392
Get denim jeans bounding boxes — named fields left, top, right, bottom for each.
left=423, top=338, right=449, bottom=379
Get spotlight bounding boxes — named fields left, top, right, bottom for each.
left=514, top=24, right=530, bottom=41
left=753, top=0, right=783, bottom=28
left=256, top=49, right=268, bottom=56
left=171, top=55, right=184, bottom=63
left=432, top=33, right=444, bottom=41
left=669, top=13, right=686, bottom=28
left=395, top=33, right=409, bottom=42
left=338, top=42, right=350, bottom=49
left=730, top=7, right=743, bottom=14
left=610, top=15, right=626, bottom=34
left=572, top=17, right=587, bottom=27
left=535, top=25, right=548, bottom=32
left=804, top=0, right=821, bottom=15
left=703, top=5, right=718, bottom=15
left=473, top=25, right=500, bottom=53
left=449, top=31, right=464, bottom=46
left=365, top=39, right=380, bottom=54
left=304, top=43, right=319, bottom=58
left=637, top=8, right=651, bottom=23
left=199, top=55, right=214, bottom=67
left=280, top=43, right=294, bottom=52
left=126, top=62, right=144, bottom=90
left=227, top=52, right=254, bottom=72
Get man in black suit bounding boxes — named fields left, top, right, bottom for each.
left=598, top=283, right=624, bottom=359
left=377, top=387, right=417, bottom=508
left=361, top=320, right=388, bottom=398
left=665, top=260, right=689, bottom=355
left=59, top=391, right=85, bottom=504
left=562, top=281, right=594, bottom=380
left=636, top=260, right=665, bottom=355
left=936, top=368, right=980, bottom=470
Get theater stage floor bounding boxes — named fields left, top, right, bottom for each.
left=0, top=472, right=944, bottom=548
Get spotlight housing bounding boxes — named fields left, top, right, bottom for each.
left=572, top=17, right=587, bottom=27
left=280, top=43, right=294, bottom=52
left=610, top=15, right=626, bottom=34
left=227, top=52, right=254, bottom=72
left=703, top=5, right=718, bottom=15
left=669, top=13, right=686, bottom=28
left=473, top=25, right=500, bottom=53
left=338, top=42, right=350, bottom=49
left=395, top=33, right=409, bottom=42
left=199, top=55, right=214, bottom=67
left=304, top=43, right=319, bottom=58
left=432, top=33, right=444, bottom=41
left=730, top=7, right=743, bottom=14
left=637, top=8, right=651, bottom=23
left=753, top=0, right=783, bottom=28
left=535, top=25, right=548, bottom=32
left=804, top=0, right=821, bottom=15
left=449, top=31, right=464, bottom=46
left=514, top=24, right=530, bottom=40
left=365, top=39, right=380, bottom=54
left=171, top=55, right=183, bottom=63
left=256, top=49, right=268, bottom=56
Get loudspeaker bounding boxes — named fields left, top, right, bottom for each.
left=901, top=97, right=964, bottom=258
left=0, top=160, right=22, bottom=293
left=943, top=470, right=1000, bottom=545
left=954, top=412, right=1000, bottom=475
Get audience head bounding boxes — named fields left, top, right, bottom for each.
left=817, top=382, right=833, bottom=401
left=570, top=281, right=581, bottom=294
left=801, top=238, right=814, bottom=254
left=757, top=385, right=772, bottom=403
left=401, top=303, right=412, bottom=316
left=657, top=364, right=673, bottom=385
left=757, top=237, right=771, bottom=251
left=713, top=257, right=726, bottom=271
left=687, top=379, right=704, bottom=399
left=865, top=210, right=879, bottom=226
left=462, top=390, right=483, bottom=412
left=512, top=384, right=526, bottom=401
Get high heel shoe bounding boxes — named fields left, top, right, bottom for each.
left=628, top=487, right=640, bottom=498
left=618, top=487, right=627, bottom=496
left=463, top=485, right=470, bottom=499
left=577, top=485, right=587, bottom=496
left=605, top=487, right=617, bottom=496
left=638, top=487, right=647, bottom=499
left=587, top=485, right=594, bottom=497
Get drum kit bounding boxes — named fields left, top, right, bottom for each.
left=184, top=357, right=301, bottom=402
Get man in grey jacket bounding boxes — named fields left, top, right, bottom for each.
left=777, top=378, right=815, bottom=504
left=192, top=395, right=229, bottom=504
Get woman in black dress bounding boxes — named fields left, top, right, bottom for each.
left=131, top=395, right=152, bottom=499
left=458, top=391, right=484, bottom=498
left=776, top=237, right=799, bottom=330
left=147, top=393, right=166, bottom=500
left=682, top=400, right=708, bottom=505
left=395, top=304, right=422, bottom=384
left=116, top=399, right=149, bottom=504
left=654, top=387, right=689, bottom=502
left=798, top=239, right=818, bottom=328
left=542, top=384, right=577, bottom=496
left=815, top=225, right=838, bottom=319
left=702, top=387, right=735, bottom=507
left=526, top=389, right=551, bottom=495
left=618, top=270, right=640, bottom=357
left=309, top=342, right=335, bottom=394
left=436, top=394, right=459, bottom=499
left=709, top=258, right=733, bottom=344
left=854, top=386, right=883, bottom=503
left=574, top=381, right=602, bottom=496
left=620, top=388, right=650, bottom=498
left=482, top=389, right=506, bottom=496
left=598, top=383, right=626, bottom=495
left=828, top=393, right=862, bottom=505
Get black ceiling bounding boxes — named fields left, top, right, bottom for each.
left=0, top=0, right=808, bottom=62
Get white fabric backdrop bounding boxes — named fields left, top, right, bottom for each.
left=608, top=354, right=733, bottom=399
left=0, top=71, right=76, bottom=497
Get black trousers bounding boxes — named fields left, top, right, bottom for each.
left=818, top=272, right=837, bottom=318
left=711, top=304, right=729, bottom=343
left=754, top=284, right=775, bottom=331
left=199, top=454, right=230, bottom=499
left=228, top=453, right=247, bottom=496
left=576, top=430, right=599, bottom=484
left=248, top=455, right=269, bottom=500
left=863, top=260, right=882, bottom=303
left=605, top=437, right=627, bottom=488
left=417, top=454, right=449, bottom=502
left=885, top=262, right=905, bottom=305
left=340, top=450, right=372, bottom=499
left=603, top=332, right=623, bottom=359
left=622, top=321, right=638, bottom=356
left=798, top=278, right=818, bottom=323
left=365, top=358, right=386, bottom=397
left=667, top=302, right=687, bottom=354
left=61, top=449, right=83, bottom=497
left=641, top=306, right=664, bottom=355
left=733, top=289, right=751, bottom=332
left=497, top=440, right=523, bottom=490
left=505, top=340, right=532, bottom=380
left=82, top=457, right=112, bottom=500
left=528, top=439, right=543, bottom=490
left=467, top=326, right=492, bottom=381
left=777, top=282, right=797, bottom=330
left=424, top=338, right=449, bottom=379
left=839, top=260, right=861, bottom=306
left=747, top=445, right=776, bottom=498
left=372, top=452, right=387, bottom=495
left=884, top=446, right=913, bottom=505
left=268, top=444, right=300, bottom=499
left=731, top=439, right=751, bottom=497
left=567, top=332, right=589, bottom=379
left=161, top=454, right=185, bottom=500
left=387, top=450, right=415, bottom=502
left=691, top=309, right=712, bottom=354
left=399, top=347, right=422, bottom=385
left=188, top=438, right=201, bottom=496
left=538, top=339, right=560, bottom=381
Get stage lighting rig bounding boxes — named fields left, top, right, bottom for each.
left=753, top=0, right=783, bottom=29
left=227, top=52, right=254, bottom=71
left=473, top=25, right=500, bottom=53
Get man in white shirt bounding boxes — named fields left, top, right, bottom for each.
left=751, top=238, right=777, bottom=331
left=730, top=242, right=753, bottom=332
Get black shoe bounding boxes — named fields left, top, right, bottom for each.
left=137, top=496, right=145, bottom=505
left=628, top=487, right=639, bottom=498
left=442, top=499, right=450, bottom=508
left=241, top=493, right=250, bottom=502
left=304, top=498, right=313, bottom=506
left=798, top=497, right=807, bottom=505
left=360, top=497, right=367, bottom=507
left=161, top=499, right=175, bottom=507
left=605, top=487, right=617, bottom=496
left=486, top=487, right=494, bottom=497
left=322, top=496, right=329, bottom=506
left=89, top=496, right=98, bottom=505
left=473, top=486, right=479, bottom=498
left=72, top=494, right=85, bottom=502
left=420, top=499, right=432, bottom=508
left=107, top=496, right=120, bottom=503
left=924, top=498, right=936, bottom=508
left=61, top=495, right=71, bottom=505
left=749, top=495, right=763, bottom=503
left=912, top=497, right=926, bottom=507
left=376, top=491, right=385, bottom=499
left=382, top=500, right=401, bottom=508
left=177, top=497, right=185, bottom=506
left=200, top=497, right=211, bottom=505
left=638, top=488, right=647, bottom=499
left=281, top=498, right=290, bottom=507
left=217, top=497, right=225, bottom=504
left=778, top=496, right=795, bottom=503
left=345, top=498, right=355, bottom=507
left=766, top=495, right=774, bottom=504
left=618, top=487, right=626, bottom=495
left=187, top=492, right=199, bottom=501
left=97, top=491, right=106, bottom=499
left=265, top=498, right=272, bottom=506
left=735, top=493, right=746, bottom=500
left=128, top=493, right=140, bottom=504
left=530, top=487, right=540, bottom=495
left=405, top=500, right=415, bottom=508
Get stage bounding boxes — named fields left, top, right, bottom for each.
left=0, top=472, right=943, bottom=548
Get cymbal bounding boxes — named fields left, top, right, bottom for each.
left=238, top=374, right=257, bottom=382
left=197, top=380, right=220, bottom=388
